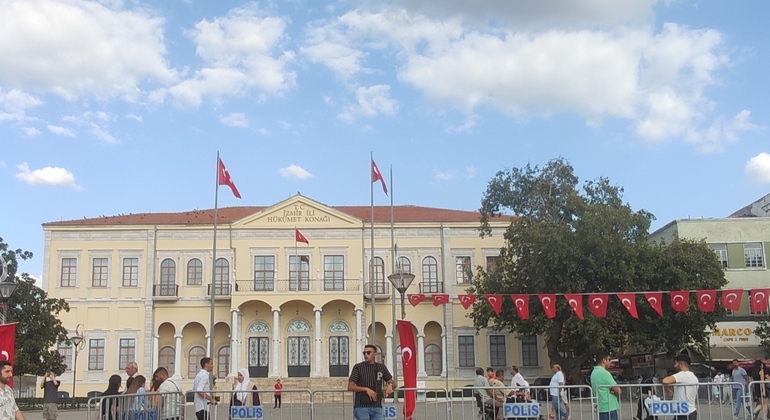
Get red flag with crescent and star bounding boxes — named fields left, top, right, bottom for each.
left=587, top=294, right=609, bottom=318
left=564, top=294, right=584, bottom=320
left=644, top=292, right=663, bottom=316
left=721, top=289, right=743, bottom=312
left=670, top=291, right=689, bottom=312
left=538, top=294, right=557, bottom=319
left=617, top=293, right=639, bottom=319
left=750, top=289, right=770, bottom=314
left=458, top=294, right=476, bottom=310
left=396, top=320, right=417, bottom=420
left=432, top=294, right=449, bottom=306
left=217, top=157, right=241, bottom=199
left=407, top=294, right=426, bottom=307
left=511, top=294, right=530, bottom=319
left=0, top=324, right=15, bottom=387
left=295, top=229, right=309, bottom=244
left=485, top=294, right=503, bottom=315
left=696, top=290, right=717, bottom=312
left=371, top=159, right=388, bottom=195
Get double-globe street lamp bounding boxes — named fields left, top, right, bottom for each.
left=69, top=324, right=85, bottom=401
left=0, top=257, right=18, bottom=324
left=387, top=270, right=416, bottom=320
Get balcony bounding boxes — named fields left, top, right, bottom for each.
left=206, top=283, right=232, bottom=299
left=363, top=282, right=391, bottom=300
left=233, top=279, right=361, bottom=293
left=152, top=284, right=179, bottom=300
left=419, top=282, right=444, bottom=294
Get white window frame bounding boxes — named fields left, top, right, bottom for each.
left=709, top=244, right=728, bottom=268
left=744, top=243, right=765, bottom=268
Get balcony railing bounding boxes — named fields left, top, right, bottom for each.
left=363, top=282, right=390, bottom=299
left=207, top=283, right=232, bottom=297
left=153, top=284, right=179, bottom=298
left=234, top=279, right=361, bottom=293
left=419, top=282, right=444, bottom=294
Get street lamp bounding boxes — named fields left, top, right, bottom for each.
left=0, top=257, right=18, bottom=324
left=70, top=325, right=85, bottom=400
left=387, top=270, right=416, bottom=319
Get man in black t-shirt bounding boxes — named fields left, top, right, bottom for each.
left=41, top=370, right=60, bottom=420
left=348, top=344, right=394, bottom=420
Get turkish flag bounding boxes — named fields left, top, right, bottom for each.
left=617, top=293, right=639, bottom=319
left=721, top=289, right=743, bottom=312
left=458, top=294, right=476, bottom=310
left=432, top=294, right=450, bottom=306
left=407, top=294, right=426, bottom=307
left=511, top=294, right=530, bottom=319
left=485, top=294, right=503, bottom=315
left=396, top=320, right=417, bottom=420
left=644, top=292, right=663, bottom=316
left=371, top=159, right=388, bottom=195
left=564, top=294, right=584, bottom=320
left=217, top=157, right=241, bottom=199
left=670, top=291, right=689, bottom=312
left=295, top=229, right=309, bottom=244
left=0, top=324, right=15, bottom=387
left=538, top=294, right=557, bottom=319
left=696, top=290, right=717, bottom=312
left=588, top=294, right=609, bottom=318
left=750, top=289, right=770, bottom=314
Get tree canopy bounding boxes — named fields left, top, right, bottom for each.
left=1, top=237, right=70, bottom=376
left=471, top=158, right=727, bottom=378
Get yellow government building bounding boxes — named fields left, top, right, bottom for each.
left=41, top=194, right=550, bottom=395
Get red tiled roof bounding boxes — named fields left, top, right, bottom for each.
left=44, top=205, right=511, bottom=227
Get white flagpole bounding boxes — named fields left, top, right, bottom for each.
left=209, top=152, right=220, bottom=359
left=390, top=165, right=398, bottom=396
left=370, top=152, right=376, bottom=351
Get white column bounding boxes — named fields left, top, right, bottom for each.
left=230, top=309, right=239, bottom=377
left=441, top=333, right=447, bottom=377
left=354, top=307, right=363, bottom=363
left=271, top=308, right=281, bottom=377
left=385, top=334, right=394, bottom=373
left=417, top=334, right=427, bottom=377
left=152, top=334, right=159, bottom=372
left=172, top=334, right=183, bottom=380
left=313, top=307, right=323, bottom=377
left=206, top=333, right=212, bottom=359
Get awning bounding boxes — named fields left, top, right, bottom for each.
left=704, top=346, right=766, bottom=361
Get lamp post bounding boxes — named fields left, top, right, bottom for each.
left=0, top=256, right=18, bottom=324
left=387, top=271, right=415, bottom=319
left=70, top=325, right=85, bottom=400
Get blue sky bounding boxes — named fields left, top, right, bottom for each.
left=3, top=0, right=770, bottom=277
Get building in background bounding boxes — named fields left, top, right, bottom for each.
left=41, top=194, right=549, bottom=395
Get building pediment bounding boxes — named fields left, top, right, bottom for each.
left=234, top=195, right=361, bottom=228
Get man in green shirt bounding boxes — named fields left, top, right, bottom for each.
left=591, top=351, right=621, bottom=420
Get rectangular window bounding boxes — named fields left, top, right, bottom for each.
left=119, top=338, right=136, bottom=370
left=458, top=335, right=475, bottom=368
left=486, top=256, right=501, bottom=272
left=455, top=256, right=472, bottom=284
left=489, top=335, right=506, bottom=367
left=289, top=256, right=310, bottom=291
left=324, top=255, right=345, bottom=291
left=709, top=244, right=728, bottom=268
left=122, top=258, right=139, bottom=287
left=58, top=342, right=72, bottom=371
left=253, top=256, right=275, bottom=291
left=60, top=258, right=77, bottom=287
left=521, top=335, right=539, bottom=367
left=744, top=243, right=765, bottom=268
left=91, top=258, right=108, bottom=287
left=88, top=339, right=105, bottom=370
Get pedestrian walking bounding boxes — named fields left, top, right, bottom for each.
left=347, top=344, right=394, bottom=420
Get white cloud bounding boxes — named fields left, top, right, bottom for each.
left=169, top=6, right=296, bottom=107
left=434, top=169, right=455, bottom=181
left=257, top=128, right=270, bottom=135
left=279, top=164, right=313, bottom=180
left=22, top=127, right=40, bottom=136
left=126, top=114, right=143, bottom=122
left=746, top=153, right=770, bottom=184
left=0, top=0, right=177, bottom=101
left=338, top=85, right=398, bottom=122
left=47, top=125, right=75, bottom=137
left=15, top=162, right=80, bottom=188
left=0, top=88, right=41, bottom=121
left=220, top=112, right=248, bottom=127
left=465, top=166, right=477, bottom=179
left=446, top=116, right=477, bottom=133
left=60, top=112, right=119, bottom=144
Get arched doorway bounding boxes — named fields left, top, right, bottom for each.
left=247, top=321, right=270, bottom=378
left=328, top=320, right=351, bottom=377
left=287, top=319, right=311, bottom=377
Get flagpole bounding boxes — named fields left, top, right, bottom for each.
left=370, top=152, right=376, bottom=352
left=209, top=152, right=219, bottom=359
left=390, top=165, right=399, bottom=398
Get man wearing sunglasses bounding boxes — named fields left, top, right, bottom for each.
left=348, top=345, right=395, bottom=420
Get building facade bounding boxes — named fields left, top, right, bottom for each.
left=42, top=195, right=550, bottom=396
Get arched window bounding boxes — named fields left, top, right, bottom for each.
left=159, top=346, right=175, bottom=376
left=187, top=259, right=202, bottom=285
left=214, top=258, right=229, bottom=295
left=217, top=346, right=230, bottom=379
left=188, top=346, right=205, bottom=379
left=421, top=257, right=440, bottom=293
left=425, top=343, right=442, bottom=376
left=369, top=257, right=386, bottom=294
left=396, top=256, right=411, bottom=274
left=159, top=259, right=176, bottom=296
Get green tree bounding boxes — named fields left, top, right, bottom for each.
left=471, top=158, right=726, bottom=381
left=754, top=316, right=770, bottom=357
left=0, top=237, right=70, bottom=376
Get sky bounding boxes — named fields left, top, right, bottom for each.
left=2, top=0, right=770, bottom=277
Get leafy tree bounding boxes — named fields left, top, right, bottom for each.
left=471, top=158, right=726, bottom=381
left=0, top=237, right=70, bottom=376
left=754, top=316, right=770, bottom=357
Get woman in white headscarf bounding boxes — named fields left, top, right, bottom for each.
left=233, top=368, right=251, bottom=406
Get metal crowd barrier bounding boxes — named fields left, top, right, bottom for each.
left=87, top=390, right=184, bottom=420
left=184, top=388, right=312, bottom=420
left=745, top=380, right=770, bottom=420
left=450, top=385, right=594, bottom=420
left=311, top=389, right=356, bottom=420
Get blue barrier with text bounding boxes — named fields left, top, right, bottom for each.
left=649, top=401, right=689, bottom=415
left=383, top=405, right=397, bottom=419
left=503, top=403, right=540, bottom=418
left=230, top=406, right=264, bottom=419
